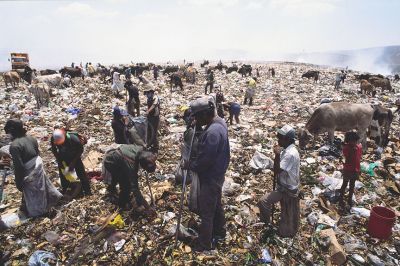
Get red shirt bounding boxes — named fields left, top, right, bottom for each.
left=343, top=143, right=362, bottom=173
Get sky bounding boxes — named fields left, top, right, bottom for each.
left=0, top=0, right=399, bottom=70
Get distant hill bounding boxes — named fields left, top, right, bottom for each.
left=286, top=45, right=400, bottom=75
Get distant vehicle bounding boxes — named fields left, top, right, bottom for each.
left=10, top=53, right=29, bottom=72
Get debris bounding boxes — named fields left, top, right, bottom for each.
left=249, top=151, right=274, bottom=170
left=319, top=228, right=347, bottom=266
left=28, top=250, right=57, bottom=266
left=1, top=63, right=399, bottom=265
left=114, top=239, right=126, bottom=252
left=260, top=248, right=272, bottom=263
left=351, top=207, right=371, bottom=218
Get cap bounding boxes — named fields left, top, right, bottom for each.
left=277, top=125, right=296, bottom=140
left=190, top=97, right=215, bottom=115
left=53, top=129, right=66, bottom=145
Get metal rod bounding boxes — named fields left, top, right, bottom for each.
left=174, top=125, right=197, bottom=248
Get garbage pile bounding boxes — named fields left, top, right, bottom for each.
left=0, top=62, right=399, bottom=265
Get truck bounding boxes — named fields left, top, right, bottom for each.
left=10, top=53, right=29, bottom=72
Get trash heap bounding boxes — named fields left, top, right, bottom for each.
left=0, top=62, right=399, bottom=265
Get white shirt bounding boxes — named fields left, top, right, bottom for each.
left=113, top=72, right=120, bottom=81
left=278, top=144, right=300, bottom=191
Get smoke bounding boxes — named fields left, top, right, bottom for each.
left=345, top=47, right=392, bottom=75
left=288, top=46, right=398, bottom=75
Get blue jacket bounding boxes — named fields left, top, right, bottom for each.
left=190, top=117, right=230, bottom=187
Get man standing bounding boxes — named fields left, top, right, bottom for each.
left=215, top=90, right=225, bottom=118
left=153, top=66, right=159, bottom=81
left=51, top=129, right=92, bottom=196
left=124, top=80, right=140, bottom=117
left=188, top=97, right=230, bottom=251
left=103, top=144, right=156, bottom=216
left=257, top=125, right=300, bottom=237
left=145, top=89, right=160, bottom=153
left=244, top=77, right=257, bottom=106
left=334, top=73, right=342, bottom=90
left=5, top=119, right=62, bottom=217
left=87, top=63, right=95, bottom=78
left=112, top=70, right=123, bottom=97
left=125, top=67, right=132, bottom=80
left=204, top=70, right=215, bottom=94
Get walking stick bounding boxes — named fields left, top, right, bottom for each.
left=142, top=115, right=155, bottom=206
left=0, top=167, right=8, bottom=204
left=271, top=150, right=279, bottom=225
left=145, top=171, right=155, bottom=207
left=174, top=126, right=196, bottom=248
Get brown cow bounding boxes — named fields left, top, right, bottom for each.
left=369, top=77, right=392, bottom=91
left=3, top=71, right=20, bottom=88
left=360, top=79, right=376, bottom=96
left=371, top=105, right=393, bottom=146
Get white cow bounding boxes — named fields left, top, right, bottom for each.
left=298, top=102, right=375, bottom=149
left=33, top=74, right=62, bottom=88
left=28, top=82, right=51, bottom=108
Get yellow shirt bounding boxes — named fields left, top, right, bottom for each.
left=249, top=78, right=256, bottom=88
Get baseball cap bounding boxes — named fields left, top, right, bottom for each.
left=190, top=97, right=215, bottom=115
left=277, top=125, right=296, bottom=140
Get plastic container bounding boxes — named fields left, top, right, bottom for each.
left=367, top=206, right=396, bottom=239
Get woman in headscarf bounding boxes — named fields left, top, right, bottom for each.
left=4, top=119, right=62, bottom=217
left=112, top=107, right=130, bottom=144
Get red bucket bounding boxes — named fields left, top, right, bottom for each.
left=367, top=206, right=396, bottom=239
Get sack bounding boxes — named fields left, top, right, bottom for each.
left=129, top=116, right=147, bottom=143
left=188, top=172, right=200, bottom=214
left=174, top=159, right=192, bottom=185
left=66, top=131, right=88, bottom=145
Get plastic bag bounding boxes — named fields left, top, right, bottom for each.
left=28, top=250, right=57, bottom=266
left=188, top=171, right=200, bottom=214
left=249, top=151, right=273, bottom=170
left=61, top=162, right=79, bottom=183
left=109, top=214, right=125, bottom=229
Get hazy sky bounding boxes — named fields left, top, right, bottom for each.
left=1, top=0, right=399, bottom=69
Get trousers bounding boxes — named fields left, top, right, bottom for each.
left=147, top=116, right=160, bottom=152
left=258, top=190, right=300, bottom=237
left=198, top=181, right=226, bottom=249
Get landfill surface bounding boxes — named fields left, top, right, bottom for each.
left=0, top=62, right=399, bottom=265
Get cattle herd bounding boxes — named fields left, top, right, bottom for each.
left=2, top=60, right=400, bottom=150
